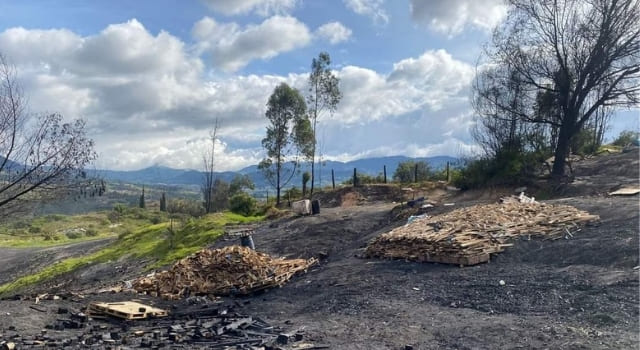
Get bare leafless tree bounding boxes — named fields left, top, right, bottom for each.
left=0, top=54, right=97, bottom=216
left=478, top=0, right=640, bottom=178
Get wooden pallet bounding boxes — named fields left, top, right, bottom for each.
left=87, top=301, right=168, bottom=320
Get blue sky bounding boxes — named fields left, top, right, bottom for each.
left=0, top=0, right=637, bottom=170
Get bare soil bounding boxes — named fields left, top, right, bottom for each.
left=0, top=150, right=638, bottom=349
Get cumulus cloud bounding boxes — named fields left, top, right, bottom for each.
left=410, top=0, right=507, bottom=36
left=343, top=0, right=389, bottom=25
left=337, top=49, right=474, bottom=122
left=193, top=16, right=311, bottom=72
left=0, top=19, right=476, bottom=171
left=199, top=0, right=298, bottom=17
left=315, top=22, right=352, bottom=44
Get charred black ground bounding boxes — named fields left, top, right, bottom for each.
left=0, top=150, right=638, bottom=349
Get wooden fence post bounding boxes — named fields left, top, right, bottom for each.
left=331, top=169, right=335, bottom=189
left=383, top=165, right=387, bottom=183
left=353, top=168, right=357, bottom=187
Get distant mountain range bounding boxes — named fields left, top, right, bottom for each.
left=96, top=155, right=459, bottom=190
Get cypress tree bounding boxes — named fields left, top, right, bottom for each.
left=160, top=192, right=167, bottom=212
left=139, top=185, right=146, bottom=209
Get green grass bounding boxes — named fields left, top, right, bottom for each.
left=596, top=144, right=623, bottom=154
left=0, top=209, right=168, bottom=248
left=0, top=211, right=263, bottom=296
left=0, top=231, right=115, bottom=248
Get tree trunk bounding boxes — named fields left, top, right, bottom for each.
left=310, top=119, right=317, bottom=198
left=302, top=178, right=307, bottom=197
left=276, top=161, right=281, bottom=206
left=310, top=86, right=319, bottom=199
left=310, top=157, right=315, bottom=196
left=551, top=120, right=575, bottom=178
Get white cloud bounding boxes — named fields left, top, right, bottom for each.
left=97, top=135, right=263, bottom=171
left=199, top=0, right=298, bottom=17
left=193, top=16, right=311, bottom=72
left=336, top=49, right=474, bottom=122
left=343, top=0, right=389, bottom=25
left=315, top=22, right=352, bottom=44
left=0, top=19, right=476, bottom=171
left=410, top=0, right=507, bottom=36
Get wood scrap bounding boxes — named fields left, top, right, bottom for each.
left=608, top=187, right=640, bottom=196
left=133, top=245, right=317, bottom=299
left=365, top=201, right=599, bottom=266
left=87, top=301, right=168, bottom=320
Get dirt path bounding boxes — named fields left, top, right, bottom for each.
left=0, top=238, right=114, bottom=285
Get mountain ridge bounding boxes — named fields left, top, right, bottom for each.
left=96, top=155, right=459, bottom=188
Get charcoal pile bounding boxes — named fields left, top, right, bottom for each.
left=4, top=301, right=315, bottom=349
left=133, top=246, right=317, bottom=299
left=365, top=201, right=599, bottom=266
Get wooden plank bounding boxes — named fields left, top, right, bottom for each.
left=609, top=187, right=640, bottom=196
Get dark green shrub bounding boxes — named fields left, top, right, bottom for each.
left=44, top=214, right=66, bottom=222
left=167, top=199, right=206, bottom=217
left=113, top=203, right=127, bottom=214
left=342, top=173, right=385, bottom=185
left=28, top=226, right=42, bottom=234
left=282, top=187, right=302, bottom=202
left=612, top=130, right=639, bottom=147
left=453, top=148, right=544, bottom=190
left=150, top=216, right=162, bottom=224
left=229, top=193, right=257, bottom=216
left=65, top=230, right=82, bottom=239
left=393, top=160, right=430, bottom=183
left=42, top=231, right=57, bottom=241
left=12, top=221, right=29, bottom=229
left=107, top=210, right=121, bottom=223
left=85, top=228, right=98, bottom=237
left=571, top=128, right=598, bottom=155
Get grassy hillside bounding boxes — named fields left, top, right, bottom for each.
left=0, top=207, right=170, bottom=248
left=0, top=211, right=262, bottom=296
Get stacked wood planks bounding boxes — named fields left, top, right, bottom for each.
left=133, top=246, right=317, bottom=299
left=365, top=201, right=599, bottom=266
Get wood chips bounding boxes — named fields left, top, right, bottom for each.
left=365, top=201, right=599, bottom=266
left=133, top=246, right=317, bottom=299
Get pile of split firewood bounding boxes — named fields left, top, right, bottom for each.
left=365, top=200, right=599, bottom=265
left=133, top=246, right=317, bottom=299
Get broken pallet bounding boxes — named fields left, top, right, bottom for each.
left=87, top=301, right=168, bottom=320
